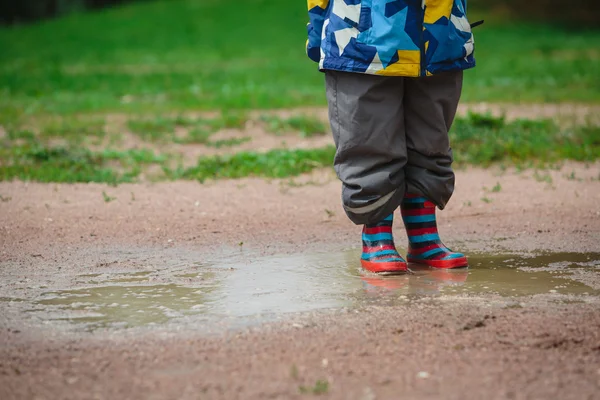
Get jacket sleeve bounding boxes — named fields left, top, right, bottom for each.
left=306, top=1, right=329, bottom=63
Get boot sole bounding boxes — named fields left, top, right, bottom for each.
left=407, top=256, right=468, bottom=269
left=360, top=259, right=409, bottom=274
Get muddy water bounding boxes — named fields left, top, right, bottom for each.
left=2, top=251, right=599, bottom=333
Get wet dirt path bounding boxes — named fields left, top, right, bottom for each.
left=1, top=163, right=599, bottom=399
left=1, top=250, right=599, bottom=336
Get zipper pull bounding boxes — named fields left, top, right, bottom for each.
left=470, top=20, right=484, bottom=29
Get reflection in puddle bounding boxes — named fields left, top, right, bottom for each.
left=351, top=252, right=600, bottom=303
left=9, top=251, right=599, bottom=332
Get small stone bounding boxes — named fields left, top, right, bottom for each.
left=417, top=371, right=430, bottom=379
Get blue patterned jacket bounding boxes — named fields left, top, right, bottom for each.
left=306, top=0, right=475, bottom=76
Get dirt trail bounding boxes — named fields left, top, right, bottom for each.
left=2, top=302, right=600, bottom=400
left=1, top=163, right=599, bottom=399
left=1, top=162, right=599, bottom=262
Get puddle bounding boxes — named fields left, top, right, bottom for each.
left=37, top=284, right=215, bottom=329
left=362, top=254, right=598, bottom=297
left=175, top=273, right=201, bottom=278
left=4, top=251, right=599, bottom=332
left=0, top=297, right=25, bottom=303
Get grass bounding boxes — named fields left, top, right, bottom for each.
left=1, top=0, right=599, bottom=126
left=206, top=137, right=251, bottom=148
left=102, top=191, right=116, bottom=202
left=41, top=117, right=106, bottom=141
left=127, top=117, right=181, bottom=142
left=260, top=115, right=328, bottom=137
left=1, top=112, right=599, bottom=183
left=565, top=171, right=583, bottom=181
left=0, top=144, right=166, bottom=184
left=217, top=111, right=248, bottom=130
left=127, top=112, right=248, bottom=143
left=450, top=113, right=600, bottom=166
left=173, top=128, right=251, bottom=147
left=165, top=147, right=336, bottom=182
left=1, top=1, right=598, bottom=183
left=533, top=170, right=554, bottom=184
left=172, top=127, right=212, bottom=144
left=7, top=129, right=36, bottom=141
left=299, top=380, right=329, bottom=395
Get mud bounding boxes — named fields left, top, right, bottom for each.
left=1, top=163, right=600, bottom=399
left=1, top=251, right=599, bottom=336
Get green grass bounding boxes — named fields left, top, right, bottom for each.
left=260, top=115, right=328, bottom=137
left=173, top=127, right=213, bottom=144
left=41, top=117, right=106, bottom=141
left=127, top=112, right=248, bottom=142
left=1, top=0, right=599, bottom=126
left=299, top=380, right=329, bottom=395
left=1, top=112, right=598, bottom=183
left=7, top=129, right=36, bottom=141
left=0, top=144, right=166, bottom=184
left=127, top=117, right=181, bottom=141
left=217, top=111, right=248, bottom=130
left=206, top=137, right=251, bottom=148
left=450, top=113, right=600, bottom=165
left=102, top=191, right=116, bottom=202
left=165, top=147, right=336, bottom=182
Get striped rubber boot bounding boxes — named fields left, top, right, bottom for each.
left=400, top=194, right=468, bottom=269
left=361, top=214, right=408, bottom=274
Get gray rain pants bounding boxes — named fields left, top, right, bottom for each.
left=325, top=70, right=463, bottom=225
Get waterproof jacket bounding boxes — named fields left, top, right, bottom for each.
left=306, top=0, right=475, bottom=77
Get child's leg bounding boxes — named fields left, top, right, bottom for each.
left=324, top=71, right=408, bottom=225
left=401, top=71, right=467, bottom=269
left=403, top=71, right=463, bottom=208
left=325, top=70, right=409, bottom=273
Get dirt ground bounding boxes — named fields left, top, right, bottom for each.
left=1, top=160, right=600, bottom=399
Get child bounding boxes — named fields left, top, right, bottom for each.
left=306, top=0, right=475, bottom=273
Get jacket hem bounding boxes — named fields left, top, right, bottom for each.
left=318, top=60, right=475, bottom=77
left=319, top=62, right=421, bottom=78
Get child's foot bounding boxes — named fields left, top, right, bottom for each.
left=400, top=194, right=468, bottom=269
left=361, top=214, right=408, bottom=274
